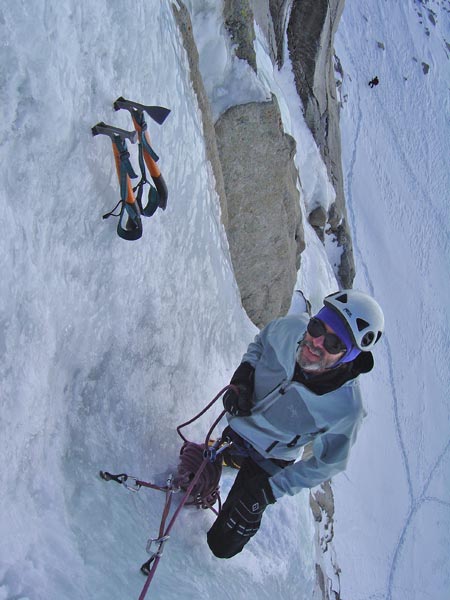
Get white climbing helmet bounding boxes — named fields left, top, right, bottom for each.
left=324, top=289, right=384, bottom=351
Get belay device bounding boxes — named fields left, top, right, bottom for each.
left=92, top=97, right=171, bottom=241
left=99, top=385, right=238, bottom=599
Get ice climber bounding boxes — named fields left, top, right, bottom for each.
left=207, top=289, right=384, bottom=558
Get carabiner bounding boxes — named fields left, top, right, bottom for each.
left=146, top=535, right=171, bottom=559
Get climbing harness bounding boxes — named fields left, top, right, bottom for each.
left=91, top=97, right=170, bottom=241
left=99, top=384, right=238, bottom=599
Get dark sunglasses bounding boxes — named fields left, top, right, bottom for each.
left=307, top=318, right=347, bottom=355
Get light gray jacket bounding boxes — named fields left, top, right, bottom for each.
left=227, top=314, right=365, bottom=499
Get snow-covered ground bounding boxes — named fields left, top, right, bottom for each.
left=0, top=0, right=448, bottom=599
left=334, top=1, right=450, bottom=599
left=0, top=2, right=315, bottom=599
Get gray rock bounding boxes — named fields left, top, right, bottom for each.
left=328, top=203, right=355, bottom=286
left=310, top=481, right=342, bottom=598
left=308, top=205, right=328, bottom=242
left=327, top=199, right=341, bottom=230
left=286, top=0, right=356, bottom=288
left=251, top=0, right=278, bottom=66
left=223, top=0, right=257, bottom=72
left=215, top=97, right=305, bottom=328
left=268, top=0, right=292, bottom=68
left=335, top=222, right=355, bottom=289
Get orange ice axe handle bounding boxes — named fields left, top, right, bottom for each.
left=141, top=133, right=168, bottom=210
left=112, top=141, right=137, bottom=205
left=91, top=122, right=142, bottom=240
left=135, top=118, right=168, bottom=211
left=111, top=139, right=142, bottom=240
left=113, top=98, right=170, bottom=211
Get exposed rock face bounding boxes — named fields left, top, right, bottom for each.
left=286, top=0, right=346, bottom=202
left=173, top=1, right=304, bottom=329
left=215, top=97, right=304, bottom=328
left=173, top=0, right=354, bottom=325
left=269, top=0, right=293, bottom=67
left=223, top=0, right=257, bottom=72
left=285, top=0, right=355, bottom=287
left=309, top=205, right=328, bottom=242
left=310, top=481, right=342, bottom=599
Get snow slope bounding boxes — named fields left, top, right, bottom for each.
left=333, top=1, right=450, bottom=599
left=1, top=0, right=448, bottom=599
left=0, top=2, right=315, bottom=599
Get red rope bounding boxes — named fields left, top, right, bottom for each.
left=138, top=485, right=173, bottom=599
left=138, top=455, right=210, bottom=599
left=176, top=384, right=236, bottom=443
left=176, top=442, right=222, bottom=508
left=138, top=385, right=235, bottom=599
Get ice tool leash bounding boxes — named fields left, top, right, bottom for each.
left=91, top=122, right=142, bottom=240
left=99, top=385, right=238, bottom=599
left=92, top=97, right=170, bottom=241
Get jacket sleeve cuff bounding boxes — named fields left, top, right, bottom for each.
left=264, top=478, right=277, bottom=504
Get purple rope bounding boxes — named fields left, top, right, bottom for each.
left=137, top=386, right=234, bottom=600
left=138, top=455, right=211, bottom=599
left=176, top=385, right=236, bottom=442
left=175, top=442, right=222, bottom=509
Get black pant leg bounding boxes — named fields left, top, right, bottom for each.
left=207, top=458, right=269, bottom=559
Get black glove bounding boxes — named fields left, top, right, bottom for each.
left=224, top=362, right=255, bottom=416
left=223, top=383, right=253, bottom=416
left=225, top=474, right=276, bottom=537
left=242, top=473, right=276, bottom=509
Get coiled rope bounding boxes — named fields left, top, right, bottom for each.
left=174, top=441, right=223, bottom=511
left=100, top=384, right=238, bottom=599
